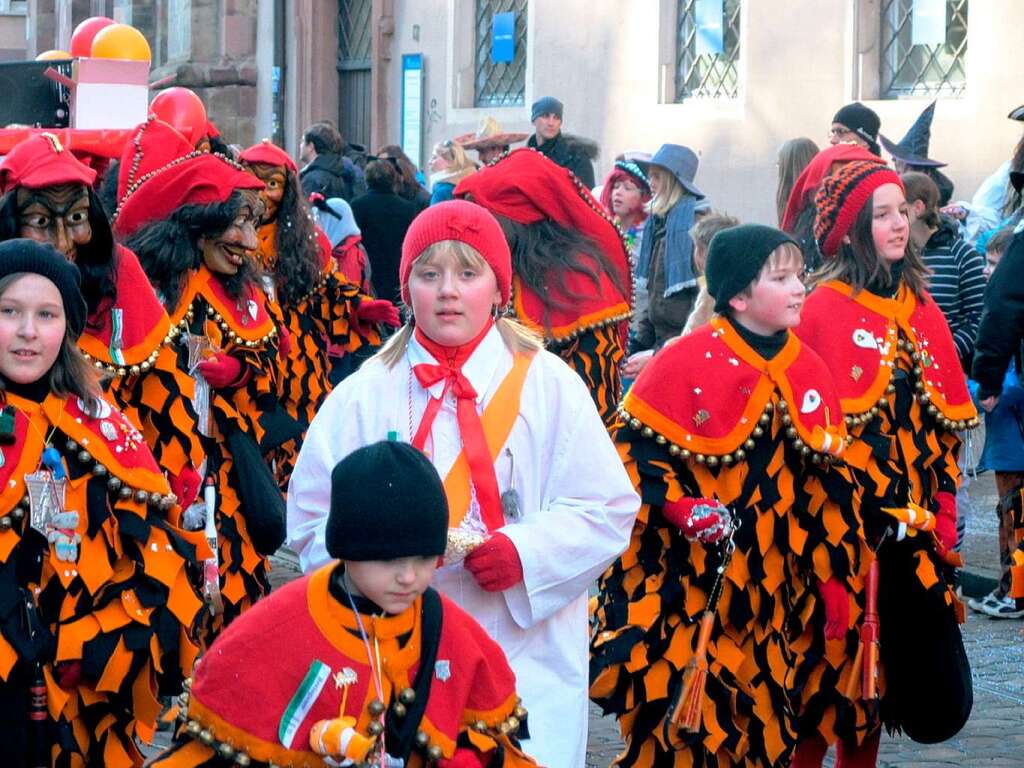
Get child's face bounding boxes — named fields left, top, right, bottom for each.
left=0, top=274, right=66, bottom=385
left=408, top=248, right=501, bottom=347
left=870, top=183, right=910, bottom=264
left=984, top=248, right=1004, bottom=280
left=345, top=556, right=437, bottom=614
left=728, top=251, right=805, bottom=335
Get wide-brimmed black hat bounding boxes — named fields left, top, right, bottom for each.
left=879, top=101, right=947, bottom=168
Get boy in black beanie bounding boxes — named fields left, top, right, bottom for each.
left=592, top=225, right=866, bottom=767
left=154, top=441, right=537, bottom=768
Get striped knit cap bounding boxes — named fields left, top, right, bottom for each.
left=814, top=160, right=903, bottom=257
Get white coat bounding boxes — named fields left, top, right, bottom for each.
left=287, top=326, right=639, bottom=768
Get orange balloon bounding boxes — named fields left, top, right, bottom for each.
left=69, top=16, right=115, bottom=58
left=35, top=50, right=72, bottom=61
left=90, top=24, right=152, bottom=63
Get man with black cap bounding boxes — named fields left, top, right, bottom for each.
left=830, top=101, right=882, bottom=156
left=153, top=441, right=539, bottom=768
left=526, top=96, right=597, bottom=187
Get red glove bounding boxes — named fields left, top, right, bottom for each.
left=464, top=533, right=523, bottom=592
left=439, top=748, right=487, bottom=768
left=197, top=353, right=244, bottom=388
left=818, top=577, right=849, bottom=641
left=661, top=497, right=732, bottom=544
left=933, top=491, right=958, bottom=552
left=54, top=660, right=83, bottom=689
left=169, top=465, right=202, bottom=510
left=277, top=326, right=292, bottom=359
left=355, top=298, right=400, bottom=328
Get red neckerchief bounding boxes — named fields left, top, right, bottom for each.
left=411, top=320, right=504, bottom=530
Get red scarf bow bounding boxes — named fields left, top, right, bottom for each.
left=411, top=322, right=505, bottom=531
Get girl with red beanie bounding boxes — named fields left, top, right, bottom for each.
left=287, top=199, right=639, bottom=768
left=793, top=161, right=977, bottom=767
left=238, top=140, right=398, bottom=491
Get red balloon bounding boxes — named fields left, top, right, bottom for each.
left=150, top=88, right=209, bottom=147
left=69, top=16, right=115, bottom=58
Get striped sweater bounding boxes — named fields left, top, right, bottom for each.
left=922, top=220, right=987, bottom=367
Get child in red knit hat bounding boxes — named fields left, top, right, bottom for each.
left=287, top=199, right=639, bottom=768
left=793, top=160, right=978, bottom=767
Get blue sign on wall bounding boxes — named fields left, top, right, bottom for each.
left=492, top=12, right=515, bottom=63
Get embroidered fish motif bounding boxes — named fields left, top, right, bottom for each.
left=800, top=389, right=822, bottom=414
left=852, top=329, right=878, bottom=350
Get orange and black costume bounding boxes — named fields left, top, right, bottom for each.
left=795, top=279, right=977, bottom=746
left=0, top=391, right=207, bottom=766
left=239, top=141, right=385, bottom=490
left=168, top=266, right=294, bottom=644
left=591, top=317, right=859, bottom=767
left=152, top=563, right=537, bottom=768
left=456, top=148, right=632, bottom=425
left=113, top=119, right=293, bottom=647
left=80, top=246, right=206, bottom=497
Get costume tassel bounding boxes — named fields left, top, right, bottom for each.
left=671, top=610, right=715, bottom=733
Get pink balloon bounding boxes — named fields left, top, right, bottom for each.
left=69, top=16, right=115, bottom=58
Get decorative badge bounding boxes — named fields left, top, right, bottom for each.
left=852, top=329, right=879, bottom=350
left=435, top=659, right=451, bottom=682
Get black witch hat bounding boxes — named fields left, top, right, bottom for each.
left=880, top=101, right=947, bottom=168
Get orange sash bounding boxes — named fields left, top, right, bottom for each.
left=442, top=353, right=533, bottom=529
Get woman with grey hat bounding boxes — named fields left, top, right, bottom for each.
left=623, top=144, right=705, bottom=379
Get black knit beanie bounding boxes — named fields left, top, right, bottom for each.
left=705, top=224, right=799, bottom=313
left=326, top=441, right=448, bottom=562
left=0, top=238, right=87, bottom=339
left=832, top=102, right=882, bottom=155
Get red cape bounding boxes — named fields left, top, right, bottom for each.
left=796, top=280, right=977, bottom=426
left=623, top=316, right=847, bottom=460
left=79, top=246, right=172, bottom=372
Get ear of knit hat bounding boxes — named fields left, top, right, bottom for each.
left=326, top=441, right=449, bottom=562
left=0, top=239, right=87, bottom=338
left=814, top=161, right=904, bottom=258
left=705, top=224, right=799, bottom=313
left=399, top=199, right=512, bottom=305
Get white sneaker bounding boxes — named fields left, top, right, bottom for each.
left=980, top=595, right=1024, bottom=619
left=967, top=589, right=1001, bottom=614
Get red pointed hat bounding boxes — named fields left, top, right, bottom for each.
left=239, top=139, right=298, bottom=172
left=0, top=132, right=98, bottom=194
left=781, top=143, right=885, bottom=233
left=113, top=118, right=264, bottom=238
left=454, top=147, right=631, bottom=343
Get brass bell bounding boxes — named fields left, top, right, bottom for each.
left=392, top=701, right=407, bottom=718
left=367, top=699, right=385, bottom=716
left=367, top=720, right=384, bottom=737
left=399, top=687, right=416, bottom=704
left=0, top=517, right=11, bottom=532
left=427, top=745, right=443, bottom=762
left=234, top=754, right=251, bottom=767
left=186, top=720, right=201, bottom=736
left=218, top=743, right=235, bottom=759
left=199, top=729, right=214, bottom=745
left=415, top=729, right=430, bottom=747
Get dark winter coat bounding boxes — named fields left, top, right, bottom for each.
left=973, top=230, right=1024, bottom=400
left=527, top=132, right=598, bottom=188
left=349, top=190, right=418, bottom=305
left=299, top=152, right=364, bottom=201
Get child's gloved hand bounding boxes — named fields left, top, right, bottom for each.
left=464, top=533, right=523, bottom=592
left=169, top=465, right=202, bottom=510
left=818, top=577, right=849, bottom=641
left=662, top=497, right=732, bottom=544
left=197, top=353, right=244, bottom=388
left=355, top=298, right=400, bottom=328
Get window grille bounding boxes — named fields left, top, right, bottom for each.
left=338, top=0, right=372, bottom=66
left=880, top=0, right=968, bottom=98
left=675, top=0, right=741, bottom=101
left=474, top=0, right=528, bottom=108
